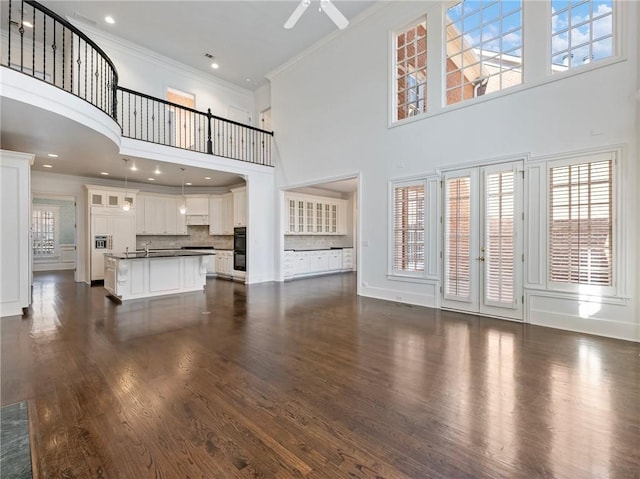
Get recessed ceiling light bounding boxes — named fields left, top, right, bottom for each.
left=22, top=21, right=33, bottom=28
left=185, top=182, right=193, bottom=186
left=105, top=16, right=115, bottom=24
left=100, top=171, right=109, bottom=175
left=148, top=178, right=155, bottom=181
left=154, top=167, right=161, bottom=175
left=211, top=62, right=219, bottom=69
left=204, top=176, right=211, bottom=180
left=43, top=164, right=53, bottom=168
left=130, top=165, right=138, bottom=171
left=47, top=153, right=58, bottom=158
left=245, top=78, right=252, bottom=83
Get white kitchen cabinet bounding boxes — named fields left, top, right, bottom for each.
left=309, top=250, right=330, bottom=273
left=328, top=250, right=343, bottom=270
left=283, top=251, right=296, bottom=279
left=293, top=252, right=310, bottom=275
left=90, top=211, right=136, bottom=281
left=231, top=186, right=247, bottom=227
left=342, top=248, right=354, bottom=270
left=209, top=194, right=233, bottom=235
left=285, top=193, right=347, bottom=236
left=137, top=194, right=187, bottom=235
left=186, top=196, right=209, bottom=215
left=215, top=250, right=233, bottom=277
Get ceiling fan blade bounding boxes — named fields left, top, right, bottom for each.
left=320, top=0, right=349, bottom=30
left=284, top=0, right=311, bottom=29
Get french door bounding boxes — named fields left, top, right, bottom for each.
left=442, top=161, right=524, bottom=321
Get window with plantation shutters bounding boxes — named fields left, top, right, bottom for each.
left=444, top=177, right=471, bottom=299
left=392, top=182, right=425, bottom=273
left=549, top=158, right=612, bottom=286
left=484, top=171, right=515, bottom=305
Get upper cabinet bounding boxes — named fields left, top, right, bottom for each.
left=231, top=186, right=247, bottom=227
left=136, top=193, right=187, bottom=235
left=185, top=196, right=209, bottom=225
left=285, top=193, right=347, bottom=235
left=88, top=187, right=137, bottom=211
left=209, top=194, right=233, bottom=235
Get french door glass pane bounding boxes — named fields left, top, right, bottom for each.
left=445, top=177, right=471, bottom=298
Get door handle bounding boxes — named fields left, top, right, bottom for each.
left=476, top=256, right=485, bottom=262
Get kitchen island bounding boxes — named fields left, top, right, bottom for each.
left=104, top=250, right=214, bottom=301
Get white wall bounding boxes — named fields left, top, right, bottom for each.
left=270, top=1, right=639, bottom=341
left=71, top=21, right=257, bottom=124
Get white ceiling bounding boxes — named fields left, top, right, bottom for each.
left=40, top=0, right=378, bottom=89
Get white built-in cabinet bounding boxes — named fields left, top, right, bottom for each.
left=136, top=194, right=187, bottom=235
left=231, top=186, right=247, bottom=227
left=283, top=248, right=353, bottom=280
left=186, top=196, right=209, bottom=225
left=90, top=189, right=136, bottom=210
left=215, top=250, right=234, bottom=277
left=0, top=150, right=34, bottom=317
left=209, top=194, right=234, bottom=235
left=285, top=193, right=347, bottom=235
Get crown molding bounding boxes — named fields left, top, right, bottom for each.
left=66, top=17, right=254, bottom=98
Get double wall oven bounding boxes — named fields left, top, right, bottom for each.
left=233, top=227, right=246, bottom=272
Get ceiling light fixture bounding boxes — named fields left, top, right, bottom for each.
left=130, top=164, right=138, bottom=171
left=185, top=182, right=192, bottom=186
left=100, top=171, right=109, bottom=175
left=148, top=178, right=155, bottom=181
left=122, top=159, right=132, bottom=212
left=211, top=62, right=219, bottom=69
left=179, top=168, right=187, bottom=215
left=154, top=166, right=161, bottom=175
left=204, top=176, right=211, bottom=180
left=22, top=21, right=33, bottom=28
left=43, top=164, right=53, bottom=168
left=105, top=16, right=115, bottom=24
left=47, top=153, right=58, bottom=158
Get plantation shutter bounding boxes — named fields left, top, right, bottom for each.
left=549, top=159, right=612, bottom=286
left=392, top=183, right=425, bottom=272
left=484, top=171, right=515, bottom=305
left=444, top=177, right=471, bottom=299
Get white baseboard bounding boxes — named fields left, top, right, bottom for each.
left=529, top=308, right=640, bottom=342
left=358, top=284, right=437, bottom=308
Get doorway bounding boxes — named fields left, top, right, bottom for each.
left=441, top=160, right=524, bottom=321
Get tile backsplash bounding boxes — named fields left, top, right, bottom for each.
left=284, top=235, right=353, bottom=250
left=137, top=226, right=233, bottom=250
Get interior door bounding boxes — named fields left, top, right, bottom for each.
left=442, top=161, right=523, bottom=321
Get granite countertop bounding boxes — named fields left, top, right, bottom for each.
left=105, top=250, right=215, bottom=260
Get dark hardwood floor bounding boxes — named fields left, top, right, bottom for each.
left=1, top=270, right=639, bottom=478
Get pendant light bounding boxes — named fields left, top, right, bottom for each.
left=122, top=159, right=132, bottom=211
left=179, top=168, right=187, bottom=215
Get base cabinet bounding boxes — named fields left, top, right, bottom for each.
left=285, top=248, right=354, bottom=280
left=215, top=251, right=234, bottom=278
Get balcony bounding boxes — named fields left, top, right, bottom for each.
left=1, top=0, right=273, bottom=167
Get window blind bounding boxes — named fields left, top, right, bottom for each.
left=393, top=184, right=425, bottom=272
left=444, top=177, right=471, bottom=298
left=549, top=159, right=612, bottom=286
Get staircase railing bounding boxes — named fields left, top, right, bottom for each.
left=3, top=0, right=118, bottom=119
left=2, top=0, right=274, bottom=167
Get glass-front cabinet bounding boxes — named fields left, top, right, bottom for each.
left=285, top=193, right=347, bottom=235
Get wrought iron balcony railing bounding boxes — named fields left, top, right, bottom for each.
left=2, top=0, right=274, bottom=167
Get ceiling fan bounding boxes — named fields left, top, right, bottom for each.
left=284, top=0, right=349, bottom=30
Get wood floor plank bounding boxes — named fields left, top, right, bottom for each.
left=1, top=271, right=639, bottom=478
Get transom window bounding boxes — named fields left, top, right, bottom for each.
left=394, top=19, right=427, bottom=121
left=551, top=0, right=614, bottom=73
left=548, top=157, right=613, bottom=286
left=392, top=182, right=425, bottom=273
left=445, top=0, right=523, bottom=106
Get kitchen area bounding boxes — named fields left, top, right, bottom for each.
left=86, top=182, right=248, bottom=301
